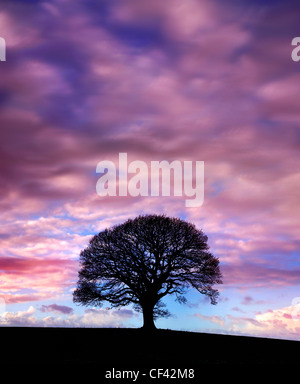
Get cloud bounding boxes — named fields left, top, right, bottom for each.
left=241, top=296, right=265, bottom=306
left=236, top=305, right=300, bottom=340
left=194, top=313, right=225, bottom=327
left=0, top=306, right=37, bottom=327
left=0, top=257, right=78, bottom=303
left=231, top=307, right=246, bottom=313
left=194, top=303, right=300, bottom=341
left=79, top=308, right=136, bottom=327
left=0, top=305, right=137, bottom=328
left=39, top=304, right=74, bottom=315
left=221, top=263, right=300, bottom=288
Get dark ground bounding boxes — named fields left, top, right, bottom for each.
left=1, top=327, right=299, bottom=367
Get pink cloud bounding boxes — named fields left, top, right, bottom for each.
left=0, top=305, right=137, bottom=328
left=194, top=304, right=300, bottom=341
left=258, top=74, right=300, bottom=123
left=248, top=305, right=300, bottom=340
left=0, top=257, right=77, bottom=303
left=194, top=313, right=225, bottom=327
left=222, top=263, right=300, bottom=288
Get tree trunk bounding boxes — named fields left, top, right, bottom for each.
left=142, top=304, right=156, bottom=331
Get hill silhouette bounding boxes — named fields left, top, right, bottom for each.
left=1, top=327, right=299, bottom=368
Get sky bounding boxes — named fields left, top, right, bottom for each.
left=0, top=0, right=300, bottom=341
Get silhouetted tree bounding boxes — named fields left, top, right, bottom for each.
left=73, top=214, right=222, bottom=330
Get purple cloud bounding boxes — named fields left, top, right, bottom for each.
left=39, top=304, right=74, bottom=315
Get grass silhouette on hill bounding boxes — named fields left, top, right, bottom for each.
left=1, top=327, right=299, bottom=366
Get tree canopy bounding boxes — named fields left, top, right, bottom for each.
left=73, top=214, right=222, bottom=330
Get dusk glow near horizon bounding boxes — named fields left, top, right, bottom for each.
left=0, top=0, right=300, bottom=341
